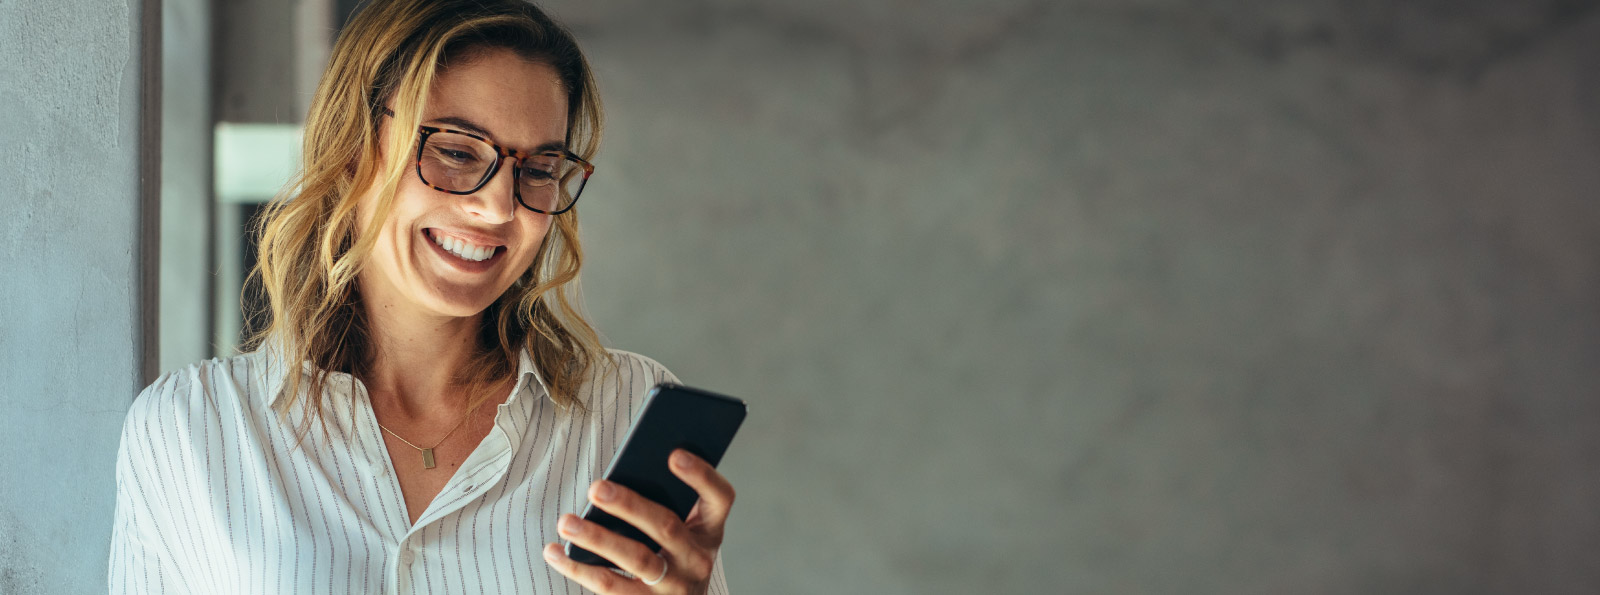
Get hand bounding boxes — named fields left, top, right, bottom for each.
left=543, top=449, right=735, bottom=594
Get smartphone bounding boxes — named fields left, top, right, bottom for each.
left=564, top=383, right=748, bottom=568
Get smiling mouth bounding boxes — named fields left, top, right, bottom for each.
left=426, top=229, right=504, bottom=263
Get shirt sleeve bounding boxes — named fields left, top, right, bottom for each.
left=707, top=551, right=731, bottom=595
left=108, top=377, right=191, bottom=595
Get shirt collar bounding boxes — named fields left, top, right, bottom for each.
left=254, top=339, right=550, bottom=410
left=255, top=338, right=295, bottom=409
left=509, top=347, right=552, bottom=408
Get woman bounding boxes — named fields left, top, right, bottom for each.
left=109, top=1, right=734, bottom=593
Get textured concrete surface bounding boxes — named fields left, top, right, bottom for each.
left=544, top=1, right=1600, bottom=592
left=22, top=0, right=1591, bottom=592
left=0, top=1, right=148, bottom=593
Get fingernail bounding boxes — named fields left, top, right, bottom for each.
left=559, top=515, right=581, bottom=535
left=672, top=450, right=691, bottom=468
left=595, top=481, right=615, bottom=501
left=543, top=544, right=560, bottom=561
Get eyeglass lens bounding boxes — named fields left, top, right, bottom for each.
left=418, top=130, right=586, bottom=213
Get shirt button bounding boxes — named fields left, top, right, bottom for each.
left=399, top=550, right=415, bottom=565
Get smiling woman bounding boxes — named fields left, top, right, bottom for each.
left=108, top=1, right=735, bottom=593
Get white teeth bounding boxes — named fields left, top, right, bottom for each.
left=431, top=231, right=495, bottom=263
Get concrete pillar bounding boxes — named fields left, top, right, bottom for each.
left=0, top=0, right=159, bottom=591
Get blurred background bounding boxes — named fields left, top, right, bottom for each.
left=2, top=0, right=1598, bottom=593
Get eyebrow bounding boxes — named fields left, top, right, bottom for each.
left=428, top=115, right=568, bottom=153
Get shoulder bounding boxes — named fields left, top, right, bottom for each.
left=603, top=349, right=680, bottom=386
left=122, top=352, right=271, bottom=448
left=571, top=349, right=680, bottom=416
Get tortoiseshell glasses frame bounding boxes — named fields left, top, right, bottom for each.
left=379, top=108, right=594, bottom=215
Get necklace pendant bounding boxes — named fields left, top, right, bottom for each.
left=422, top=448, right=437, bottom=469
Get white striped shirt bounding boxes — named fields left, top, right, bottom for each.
left=109, top=347, right=730, bottom=594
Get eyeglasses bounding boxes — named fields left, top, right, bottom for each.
left=381, top=108, right=593, bottom=214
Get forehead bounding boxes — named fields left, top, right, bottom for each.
left=425, top=48, right=569, bottom=150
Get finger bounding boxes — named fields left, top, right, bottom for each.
left=585, top=476, right=691, bottom=550
left=587, top=480, right=711, bottom=572
left=556, top=514, right=669, bottom=586
left=669, top=449, right=736, bottom=532
left=543, top=542, right=649, bottom=594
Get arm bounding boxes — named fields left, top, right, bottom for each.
left=107, top=383, right=191, bottom=595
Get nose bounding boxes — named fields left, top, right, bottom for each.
left=462, top=156, right=519, bottom=224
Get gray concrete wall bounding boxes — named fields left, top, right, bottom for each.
left=549, top=1, right=1600, bottom=593
left=0, top=0, right=153, bottom=593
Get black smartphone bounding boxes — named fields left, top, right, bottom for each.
left=564, top=383, right=748, bottom=568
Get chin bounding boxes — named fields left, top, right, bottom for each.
left=422, top=287, right=510, bottom=319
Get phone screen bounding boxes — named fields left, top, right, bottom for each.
left=564, top=383, right=747, bottom=568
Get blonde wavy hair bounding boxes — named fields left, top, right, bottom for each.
left=244, top=0, right=607, bottom=432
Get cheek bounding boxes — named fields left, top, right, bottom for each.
left=526, top=217, right=555, bottom=253
left=353, top=196, right=377, bottom=240
left=351, top=172, right=396, bottom=241
left=354, top=190, right=424, bottom=273
left=507, top=218, right=553, bottom=273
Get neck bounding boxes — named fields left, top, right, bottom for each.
left=358, top=284, right=485, bottom=420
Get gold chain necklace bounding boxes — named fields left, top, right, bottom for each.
left=377, top=410, right=474, bottom=469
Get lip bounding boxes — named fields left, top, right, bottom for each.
left=423, top=228, right=506, bottom=273
left=426, top=227, right=509, bottom=248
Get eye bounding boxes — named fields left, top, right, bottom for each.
left=426, top=142, right=482, bottom=166
left=518, top=155, right=563, bottom=181
left=519, top=166, right=556, bottom=181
